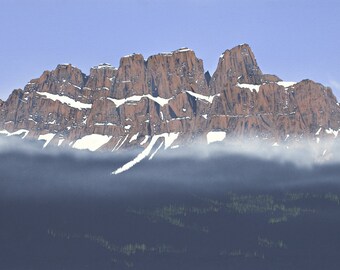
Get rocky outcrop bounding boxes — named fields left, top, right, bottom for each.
left=211, top=44, right=263, bottom=87
left=0, top=99, right=4, bottom=116
left=85, top=63, right=118, bottom=100
left=205, top=80, right=340, bottom=140
left=0, top=44, right=339, bottom=151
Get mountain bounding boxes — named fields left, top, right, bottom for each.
left=1, top=44, right=340, bottom=155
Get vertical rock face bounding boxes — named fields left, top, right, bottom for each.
left=211, top=44, right=263, bottom=90
left=85, top=63, right=118, bottom=100
left=146, top=48, right=209, bottom=98
left=0, top=99, right=4, bottom=115
left=113, top=54, right=148, bottom=99
left=31, top=64, right=87, bottom=99
left=292, top=80, right=340, bottom=131
left=0, top=44, right=339, bottom=151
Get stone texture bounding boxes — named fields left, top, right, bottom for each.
left=146, top=48, right=209, bottom=98
left=210, top=44, right=263, bottom=89
left=1, top=45, right=339, bottom=150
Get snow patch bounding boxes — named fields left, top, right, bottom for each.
left=112, top=137, right=122, bottom=151
left=176, top=47, right=192, bottom=53
left=113, top=133, right=179, bottom=174
left=129, top=133, right=139, bottom=143
left=72, top=134, right=112, bottom=151
left=92, top=63, right=116, bottom=70
left=237, top=83, right=261, bottom=93
left=37, top=92, right=92, bottom=110
left=277, top=81, right=296, bottom=88
left=107, top=94, right=172, bottom=107
left=160, top=51, right=173, bottom=56
left=163, top=133, right=179, bottom=149
left=71, top=84, right=81, bottom=90
left=325, top=128, right=339, bottom=138
left=114, top=135, right=129, bottom=151
left=0, top=129, right=29, bottom=139
left=186, top=90, right=217, bottom=103
left=140, top=136, right=149, bottom=146
left=94, top=123, right=116, bottom=126
left=38, top=133, right=56, bottom=148
left=149, top=141, right=164, bottom=160
left=207, top=131, right=226, bottom=144
left=315, top=128, right=322, bottom=136
left=113, top=135, right=163, bottom=175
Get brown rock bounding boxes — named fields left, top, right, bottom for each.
left=113, top=54, right=148, bottom=99
left=146, top=48, right=209, bottom=98
left=210, top=44, right=263, bottom=91
left=0, top=44, right=339, bottom=150
left=85, top=63, right=117, bottom=100
left=262, top=74, right=281, bottom=83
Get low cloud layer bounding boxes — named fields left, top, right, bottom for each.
left=1, top=136, right=340, bottom=201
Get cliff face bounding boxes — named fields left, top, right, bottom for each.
left=1, top=44, right=339, bottom=151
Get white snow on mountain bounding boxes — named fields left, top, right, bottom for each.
left=37, top=92, right=92, bottom=110
left=277, top=81, right=296, bottom=88
left=38, top=133, right=56, bottom=148
left=237, top=83, right=261, bottom=93
left=186, top=90, right=218, bottom=103
left=207, top=131, right=226, bottom=144
left=107, top=94, right=172, bottom=107
left=0, top=129, right=29, bottom=138
left=325, top=128, right=339, bottom=138
left=73, top=134, right=112, bottom=151
left=112, top=133, right=179, bottom=175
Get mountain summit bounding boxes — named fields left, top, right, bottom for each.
left=1, top=44, right=340, bottom=153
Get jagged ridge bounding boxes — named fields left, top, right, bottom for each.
left=0, top=44, right=340, bottom=154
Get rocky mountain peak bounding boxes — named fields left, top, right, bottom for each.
left=0, top=44, right=339, bottom=162
left=53, top=64, right=86, bottom=85
left=114, top=53, right=148, bottom=99
left=92, top=63, right=117, bottom=70
left=145, top=47, right=208, bottom=98
left=86, top=63, right=118, bottom=99
left=211, top=44, right=263, bottom=90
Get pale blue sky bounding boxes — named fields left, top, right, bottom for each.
left=0, top=0, right=339, bottom=99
